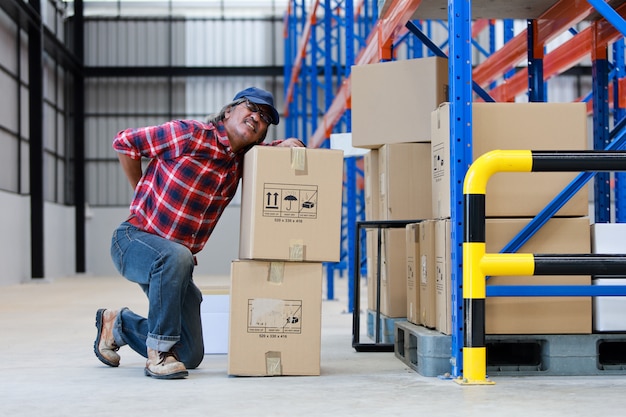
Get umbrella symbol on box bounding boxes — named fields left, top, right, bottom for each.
left=284, top=194, right=298, bottom=210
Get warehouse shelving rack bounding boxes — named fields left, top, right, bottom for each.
left=284, top=0, right=626, bottom=379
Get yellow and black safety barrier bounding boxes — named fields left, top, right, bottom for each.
left=459, top=150, right=626, bottom=385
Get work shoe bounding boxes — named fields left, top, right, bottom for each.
left=145, top=348, right=188, bottom=379
left=94, top=308, right=120, bottom=367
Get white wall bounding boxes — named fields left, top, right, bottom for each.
left=0, top=191, right=78, bottom=285
left=0, top=191, right=30, bottom=285
left=85, top=205, right=241, bottom=277
left=44, top=202, right=76, bottom=279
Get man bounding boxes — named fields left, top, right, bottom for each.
left=94, top=87, right=304, bottom=379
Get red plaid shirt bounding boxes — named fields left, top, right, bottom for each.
left=113, top=119, right=279, bottom=254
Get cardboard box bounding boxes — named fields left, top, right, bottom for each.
left=228, top=260, right=322, bottom=376
left=352, top=57, right=448, bottom=149
left=590, top=223, right=626, bottom=332
left=379, top=143, right=433, bottom=221
left=364, top=150, right=380, bottom=221
left=419, top=220, right=437, bottom=328
left=434, top=219, right=451, bottom=335
left=200, top=286, right=230, bottom=354
left=364, top=150, right=380, bottom=311
left=431, top=102, right=589, bottom=218
left=239, top=146, right=344, bottom=262
left=406, top=223, right=421, bottom=325
left=380, top=228, right=408, bottom=318
left=485, top=217, right=592, bottom=334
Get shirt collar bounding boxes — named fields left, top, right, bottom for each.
left=212, top=121, right=236, bottom=153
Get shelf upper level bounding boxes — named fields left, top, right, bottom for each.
left=379, top=0, right=626, bottom=21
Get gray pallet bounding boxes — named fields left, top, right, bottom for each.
left=366, top=309, right=406, bottom=344
left=394, top=321, right=626, bottom=377
left=394, top=321, right=451, bottom=377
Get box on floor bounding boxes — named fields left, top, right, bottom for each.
left=200, top=286, right=230, bottom=355
left=228, top=260, right=323, bottom=376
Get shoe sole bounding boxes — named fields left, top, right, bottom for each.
left=144, top=368, right=189, bottom=380
left=94, top=308, right=120, bottom=367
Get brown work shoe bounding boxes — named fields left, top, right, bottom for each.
left=145, top=348, right=188, bottom=379
left=94, top=308, right=120, bottom=367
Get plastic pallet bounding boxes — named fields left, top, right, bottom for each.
left=486, top=333, right=626, bottom=376
left=366, top=309, right=406, bottom=344
left=394, top=321, right=451, bottom=377
left=394, top=321, right=626, bottom=377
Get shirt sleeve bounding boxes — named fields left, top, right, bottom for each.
left=112, top=120, right=197, bottom=160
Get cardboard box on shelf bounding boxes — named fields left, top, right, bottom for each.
left=352, top=57, right=448, bottom=149
left=431, top=102, right=589, bottom=218
left=434, top=219, right=451, bottom=335
left=239, top=146, right=344, bottom=262
left=406, top=223, right=421, bottom=325
left=380, top=228, right=408, bottom=318
left=379, top=143, right=433, bottom=221
left=435, top=217, right=592, bottom=335
left=228, top=260, right=323, bottom=376
left=419, top=220, right=437, bottom=329
left=364, top=150, right=380, bottom=312
left=485, top=217, right=592, bottom=334
left=365, top=143, right=432, bottom=314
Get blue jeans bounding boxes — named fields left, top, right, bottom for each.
left=110, top=221, right=204, bottom=369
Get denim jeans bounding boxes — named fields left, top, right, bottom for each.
left=110, top=221, right=204, bottom=369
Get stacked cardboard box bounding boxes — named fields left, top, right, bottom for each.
left=429, top=102, right=592, bottom=335
left=353, top=57, right=448, bottom=323
left=230, top=146, right=344, bottom=376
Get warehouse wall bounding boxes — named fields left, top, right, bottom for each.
left=0, top=192, right=30, bottom=285
left=0, top=191, right=76, bottom=285
left=85, top=202, right=241, bottom=277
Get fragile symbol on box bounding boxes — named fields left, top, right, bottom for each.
left=247, top=298, right=303, bottom=334
left=432, top=143, right=445, bottom=181
left=263, top=183, right=318, bottom=219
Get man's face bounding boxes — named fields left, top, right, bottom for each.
left=223, top=100, right=270, bottom=152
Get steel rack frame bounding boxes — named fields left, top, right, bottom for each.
left=284, top=0, right=626, bottom=380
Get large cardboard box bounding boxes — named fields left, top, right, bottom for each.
left=379, top=143, right=433, bottom=221
left=431, top=102, right=589, bottom=218
left=434, top=219, right=451, bottom=335
left=200, top=286, right=230, bottom=354
left=239, top=146, right=344, bottom=262
left=380, top=228, right=408, bottom=318
left=419, top=220, right=437, bottom=328
left=228, top=260, right=323, bottom=376
left=485, top=217, right=592, bottom=334
left=590, top=223, right=626, bottom=332
left=406, top=223, right=421, bottom=325
left=352, top=57, right=448, bottom=149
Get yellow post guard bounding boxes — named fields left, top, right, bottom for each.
left=463, top=242, right=486, bottom=299
left=463, top=150, right=533, bottom=195
left=456, top=347, right=495, bottom=385
left=481, top=253, right=535, bottom=276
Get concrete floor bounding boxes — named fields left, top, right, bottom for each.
left=1, top=274, right=626, bottom=417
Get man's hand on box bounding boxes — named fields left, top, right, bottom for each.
left=277, top=138, right=306, bottom=148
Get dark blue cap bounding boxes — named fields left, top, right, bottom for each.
left=233, top=87, right=280, bottom=125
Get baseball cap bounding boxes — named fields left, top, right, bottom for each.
left=233, top=87, right=280, bottom=125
